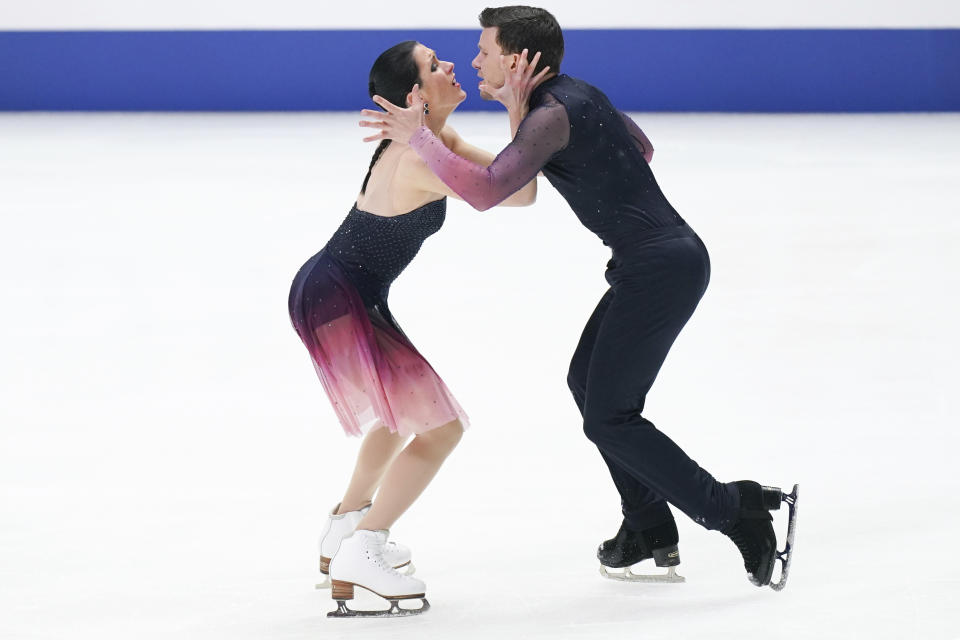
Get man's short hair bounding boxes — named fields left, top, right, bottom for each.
left=479, top=6, right=564, bottom=75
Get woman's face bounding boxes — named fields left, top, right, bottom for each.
left=411, top=43, right=466, bottom=109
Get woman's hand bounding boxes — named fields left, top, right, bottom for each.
left=480, top=49, right=551, bottom=125
left=359, top=84, right=427, bottom=145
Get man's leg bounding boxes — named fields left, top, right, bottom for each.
left=581, top=250, right=738, bottom=531
left=567, top=288, right=674, bottom=530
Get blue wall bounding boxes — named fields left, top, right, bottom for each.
left=1, top=29, right=958, bottom=111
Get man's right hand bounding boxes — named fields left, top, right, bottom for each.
left=480, top=49, right=551, bottom=126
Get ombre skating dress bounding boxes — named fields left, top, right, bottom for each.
left=288, top=198, right=468, bottom=437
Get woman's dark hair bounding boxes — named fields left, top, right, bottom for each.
left=479, top=6, right=563, bottom=76
left=361, top=40, right=422, bottom=194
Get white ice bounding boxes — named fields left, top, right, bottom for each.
left=1, top=112, right=958, bottom=639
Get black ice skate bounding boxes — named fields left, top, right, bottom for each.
left=597, top=520, right=685, bottom=583
left=722, top=481, right=799, bottom=591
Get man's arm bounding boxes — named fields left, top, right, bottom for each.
left=409, top=102, right=568, bottom=211
left=394, top=140, right=537, bottom=208
left=440, top=126, right=537, bottom=206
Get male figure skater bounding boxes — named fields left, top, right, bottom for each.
left=360, top=5, right=798, bottom=589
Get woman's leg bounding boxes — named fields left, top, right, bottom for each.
left=357, top=419, right=464, bottom=530
left=337, top=426, right=409, bottom=513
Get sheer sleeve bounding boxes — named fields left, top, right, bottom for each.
left=408, top=100, right=569, bottom=211
left=618, top=111, right=654, bottom=163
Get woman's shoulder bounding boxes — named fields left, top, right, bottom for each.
left=389, top=145, right=443, bottom=203
left=393, top=129, right=457, bottom=174
left=437, top=125, right=461, bottom=148
left=392, top=143, right=430, bottom=175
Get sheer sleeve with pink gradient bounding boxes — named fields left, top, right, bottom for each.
left=408, top=99, right=569, bottom=211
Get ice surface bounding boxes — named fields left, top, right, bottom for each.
left=1, top=111, right=958, bottom=639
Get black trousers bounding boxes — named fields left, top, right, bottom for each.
left=567, top=225, right=738, bottom=532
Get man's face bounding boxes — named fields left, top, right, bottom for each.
left=471, top=27, right=512, bottom=100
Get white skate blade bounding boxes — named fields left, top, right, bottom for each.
left=328, top=583, right=429, bottom=618
left=769, top=483, right=799, bottom=592
left=600, top=565, right=685, bottom=583
left=328, top=597, right=430, bottom=618
left=316, top=556, right=332, bottom=589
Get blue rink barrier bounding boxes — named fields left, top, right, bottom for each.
left=1, top=29, right=958, bottom=111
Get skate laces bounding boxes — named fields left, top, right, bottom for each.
left=361, top=538, right=397, bottom=574
left=726, top=524, right=758, bottom=572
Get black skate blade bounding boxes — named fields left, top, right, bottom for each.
left=769, top=484, right=799, bottom=592
left=600, top=565, right=686, bottom=583
left=328, top=598, right=430, bottom=618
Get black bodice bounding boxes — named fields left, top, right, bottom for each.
left=323, top=198, right=446, bottom=304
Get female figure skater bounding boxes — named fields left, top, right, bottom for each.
left=287, top=40, right=537, bottom=617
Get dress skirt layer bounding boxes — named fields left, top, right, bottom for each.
left=288, top=250, right=468, bottom=437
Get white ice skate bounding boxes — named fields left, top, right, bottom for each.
left=328, top=529, right=429, bottom=617
left=316, top=503, right=414, bottom=589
